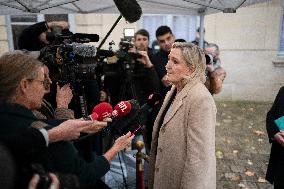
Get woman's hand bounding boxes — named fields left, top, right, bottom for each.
left=81, top=119, right=110, bottom=134
left=112, top=131, right=135, bottom=151
left=56, top=84, right=73, bottom=109
left=274, top=131, right=284, bottom=147
left=103, top=132, right=135, bottom=161
left=48, top=119, right=93, bottom=142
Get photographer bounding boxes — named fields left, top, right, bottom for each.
left=18, top=21, right=69, bottom=51
left=104, top=29, right=160, bottom=106
left=204, top=43, right=226, bottom=94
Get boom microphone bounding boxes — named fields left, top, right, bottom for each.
left=113, top=0, right=142, bottom=23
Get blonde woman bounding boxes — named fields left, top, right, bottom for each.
left=148, top=42, right=216, bottom=189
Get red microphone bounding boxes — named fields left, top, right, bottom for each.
left=89, top=111, right=99, bottom=121
left=89, top=101, right=132, bottom=122
left=112, top=101, right=132, bottom=117
left=91, top=102, right=113, bottom=121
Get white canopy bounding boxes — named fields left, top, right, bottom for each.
left=0, top=0, right=270, bottom=15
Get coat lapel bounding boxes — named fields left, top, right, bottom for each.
left=161, top=79, right=200, bottom=128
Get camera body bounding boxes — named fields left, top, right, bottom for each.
left=39, top=41, right=99, bottom=86
left=205, top=53, right=215, bottom=65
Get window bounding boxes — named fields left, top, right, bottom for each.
left=10, top=15, right=38, bottom=50
left=140, top=15, right=197, bottom=48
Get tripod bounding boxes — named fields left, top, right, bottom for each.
left=119, top=62, right=138, bottom=103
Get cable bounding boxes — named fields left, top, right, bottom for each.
left=118, top=151, right=128, bottom=189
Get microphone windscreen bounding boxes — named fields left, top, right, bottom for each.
left=92, top=102, right=113, bottom=121
left=114, top=101, right=132, bottom=116
left=90, top=112, right=98, bottom=121
left=113, top=0, right=142, bottom=23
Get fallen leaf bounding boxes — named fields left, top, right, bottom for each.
left=224, top=173, right=240, bottom=181
left=247, top=160, right=253, bottom=165
left=258, top=177, right=267, bottom=183
left=223, top=119, right=232, bottom=123
left=253, top=130, right=265, bottom=136
left=238, top=183, right=246, bottom=188
left=216, top=150, right=224, bottom=159
left=245, top=170, right=255, bottom=176
left=258, top=138, right=264, bottom=142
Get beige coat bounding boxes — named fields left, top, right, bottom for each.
left=148, top=79, right=217, bottom=189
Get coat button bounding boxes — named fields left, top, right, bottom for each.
left=160, top=127, right=166, bottom=133
left=158, top=147, right=162, bottom=153
left=155, top=167, right=159, bottom=172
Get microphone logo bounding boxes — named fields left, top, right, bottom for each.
left=117, top=101, right=128, bottom=112
left=102, top=112, right=111, bottom=119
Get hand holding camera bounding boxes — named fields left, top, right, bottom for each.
left=136, top=50, right=153, bottom=68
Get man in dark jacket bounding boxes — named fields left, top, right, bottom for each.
left=151, top=26, right=175, bottom=99
left=18, top=21, right=69, bottom=51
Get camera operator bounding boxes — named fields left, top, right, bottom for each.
left=204, top=43, right=226, bottom=94
left=18, top=21, right=69, bottom=51
left=104, top=29, right=160, bottom=106
left=205, top=43, right=221, bottom=72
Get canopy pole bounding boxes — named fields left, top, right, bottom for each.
left=198, top=13, right=205, bottom=49
left=97, top=15, right=122, bottom=50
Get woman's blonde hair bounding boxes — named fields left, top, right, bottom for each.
left=172, top=42, right=206, bottom=84
left=0, top=51, right=43, bottom=103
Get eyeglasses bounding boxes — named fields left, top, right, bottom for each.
left=26, top=78, right=51, bottom=89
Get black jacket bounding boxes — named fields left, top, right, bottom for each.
left=18, top=21, right=48, bottom=51
left=0, top=103, right=110, bottom=189
left=266, top=86, right=284, bottom=185
left=152, top=49, right=171, bottom=99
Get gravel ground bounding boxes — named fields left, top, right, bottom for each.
left=215, top=101, right=274, bottom=189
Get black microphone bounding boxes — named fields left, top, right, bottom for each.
left=113, top=0, right=142, bottom=23
left=96, top=49, right=115, bottom=57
